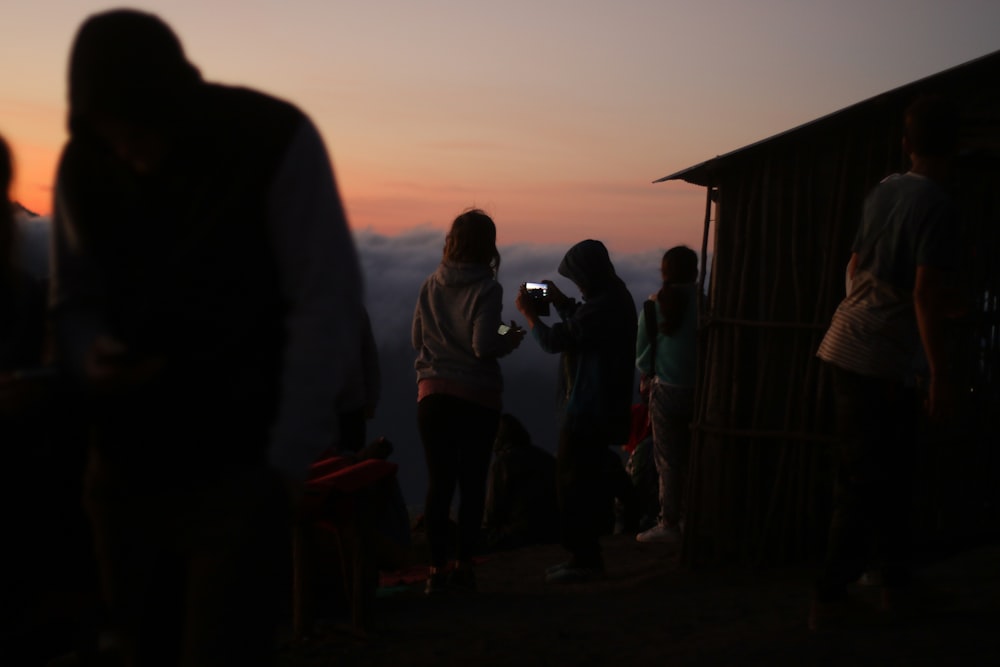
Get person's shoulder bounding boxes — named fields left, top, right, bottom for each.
left=201, top=83, right=308, bottom=135
left=205, top=83, right=303, bottom=114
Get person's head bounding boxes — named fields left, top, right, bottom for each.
left=903, top=94, right=958, bottom=161
left=656, top=246, right=698, bottom=336
left=557, top=239, right=617, bottom=298
left=67, top=9, right=202, bottom=173
left=660, top=245, right=698, bottom=285
left=443, top=208, right=500, bottom=274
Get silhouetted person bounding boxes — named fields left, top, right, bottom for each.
left=50, top=10, right=364, bottom=665
left=516, top=239, right=637, bottom=583
left=0, top=134, right=61, bottom=662
left=412, top=208, right=525, bottom=594
left=812, top=94, right=966, bottom=628
left=635, top=246, right=698, bottom=544
left=483, top=413, right=558, bottom=551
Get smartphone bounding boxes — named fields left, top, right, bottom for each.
left=525, top=282, right=550, bottom=316
left=498, top=324, right=512, bottom=335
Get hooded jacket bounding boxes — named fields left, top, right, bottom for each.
left=412, top=260, right=514, bottom=404
left=533, top=240, right=637, bottom=442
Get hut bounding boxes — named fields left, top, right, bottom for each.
left=655, top=50, right=1000, bottom=568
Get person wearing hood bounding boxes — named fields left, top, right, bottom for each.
left=516, top=239, right=638, bottom=583
left=50, top=9, right=363, bottom=665
left=412, top=208, right=525, bottom=594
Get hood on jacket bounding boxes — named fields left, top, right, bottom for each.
left=68, top=9, right=202, bottom=134
left=433, top=260, right=494, bottom=288
left=557, top=239, right=617, bottom=297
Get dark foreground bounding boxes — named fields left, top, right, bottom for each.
left=277, top=534, right=1000, bottom=667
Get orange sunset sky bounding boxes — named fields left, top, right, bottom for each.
left=4, top=0, right=999, bottom=254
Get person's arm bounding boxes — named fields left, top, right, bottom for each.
left=844, top=253, right=859, bottom=295
left=49, top=169, right=165, bottom=392
left=846, top=253, right=858, bottom=281
left=914, top=264, right=962, bottom=419
left=266, top=117, right=364, bottom=483
left=472, top=282, right=523, bottom=358
left=411, top=290, right=424, bottom=351
left=635, top=305, right=652, bottom=375
left=49, top=176, right=109, bottom=379
left=516, top=281, right=579, bottom=354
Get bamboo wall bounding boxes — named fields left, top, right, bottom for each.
left=681, top=87, right=1000, bottom=568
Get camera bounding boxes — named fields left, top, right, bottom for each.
left=525, top=282, right=550, bottom=316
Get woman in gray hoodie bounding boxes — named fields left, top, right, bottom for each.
left=412, top=208, right=524, bottom=594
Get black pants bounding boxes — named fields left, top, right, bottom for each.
left=816, top=366, right=917, bottom=601
left=417, top=394, right=499, bottom=568
left=557, top=418, right=618, bottom=569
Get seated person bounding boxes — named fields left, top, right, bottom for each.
left=483, top=413, right=559, bottom=551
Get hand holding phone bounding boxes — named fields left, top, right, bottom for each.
left=497, top=320, right=526, bottom=350
left=524, top=282, right=551, bottom=316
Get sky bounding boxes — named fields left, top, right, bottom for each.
left=7, top=1, right=1000, bottom=502
left=5, top=0, right=1000, bottom=255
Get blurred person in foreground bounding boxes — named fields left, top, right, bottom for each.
left=50, top=9, right=363, bottom=665
left=412, top=208, right=525, bottom=595
left=812, top=94, right=966, bottom=629
left=516, top=239, right=637, bottom=583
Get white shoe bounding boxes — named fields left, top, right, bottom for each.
left=636, top=524, right=681, bottom=543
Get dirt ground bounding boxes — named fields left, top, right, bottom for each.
left=277, top=533, right=1000, bottom=667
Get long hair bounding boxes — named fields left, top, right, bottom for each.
left=0, top=134, right=14, bottom=284
left=656, top=245, right=698, bottom=335
left=442, top=208, right=500, bottom=276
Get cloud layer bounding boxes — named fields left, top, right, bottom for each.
left=18, top=217, right=696, bottom=506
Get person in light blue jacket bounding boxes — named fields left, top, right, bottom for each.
left=634, top=246, right=698, bottom=544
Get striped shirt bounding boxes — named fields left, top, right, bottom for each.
left=817, top=172, right=958, bottom=381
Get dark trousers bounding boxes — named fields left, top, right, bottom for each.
left=84, top=449, right=289, bottom=666
left=557, top=418, right=616, bottom=568
left=816, top=366, right=917, bottom=601
left=417, top=394, right=499, bottom=568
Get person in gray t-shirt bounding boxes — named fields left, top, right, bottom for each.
left=811, top=95, right=967, bottom=629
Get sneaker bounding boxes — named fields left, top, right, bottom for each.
left=636, top=524, right=681, bottom=544
left=424, top=570, right=448, bottom=596
left=545, top=566, right=605, bottom=584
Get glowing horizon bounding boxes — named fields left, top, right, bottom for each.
left=5, top=1, right=999, bottom=254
